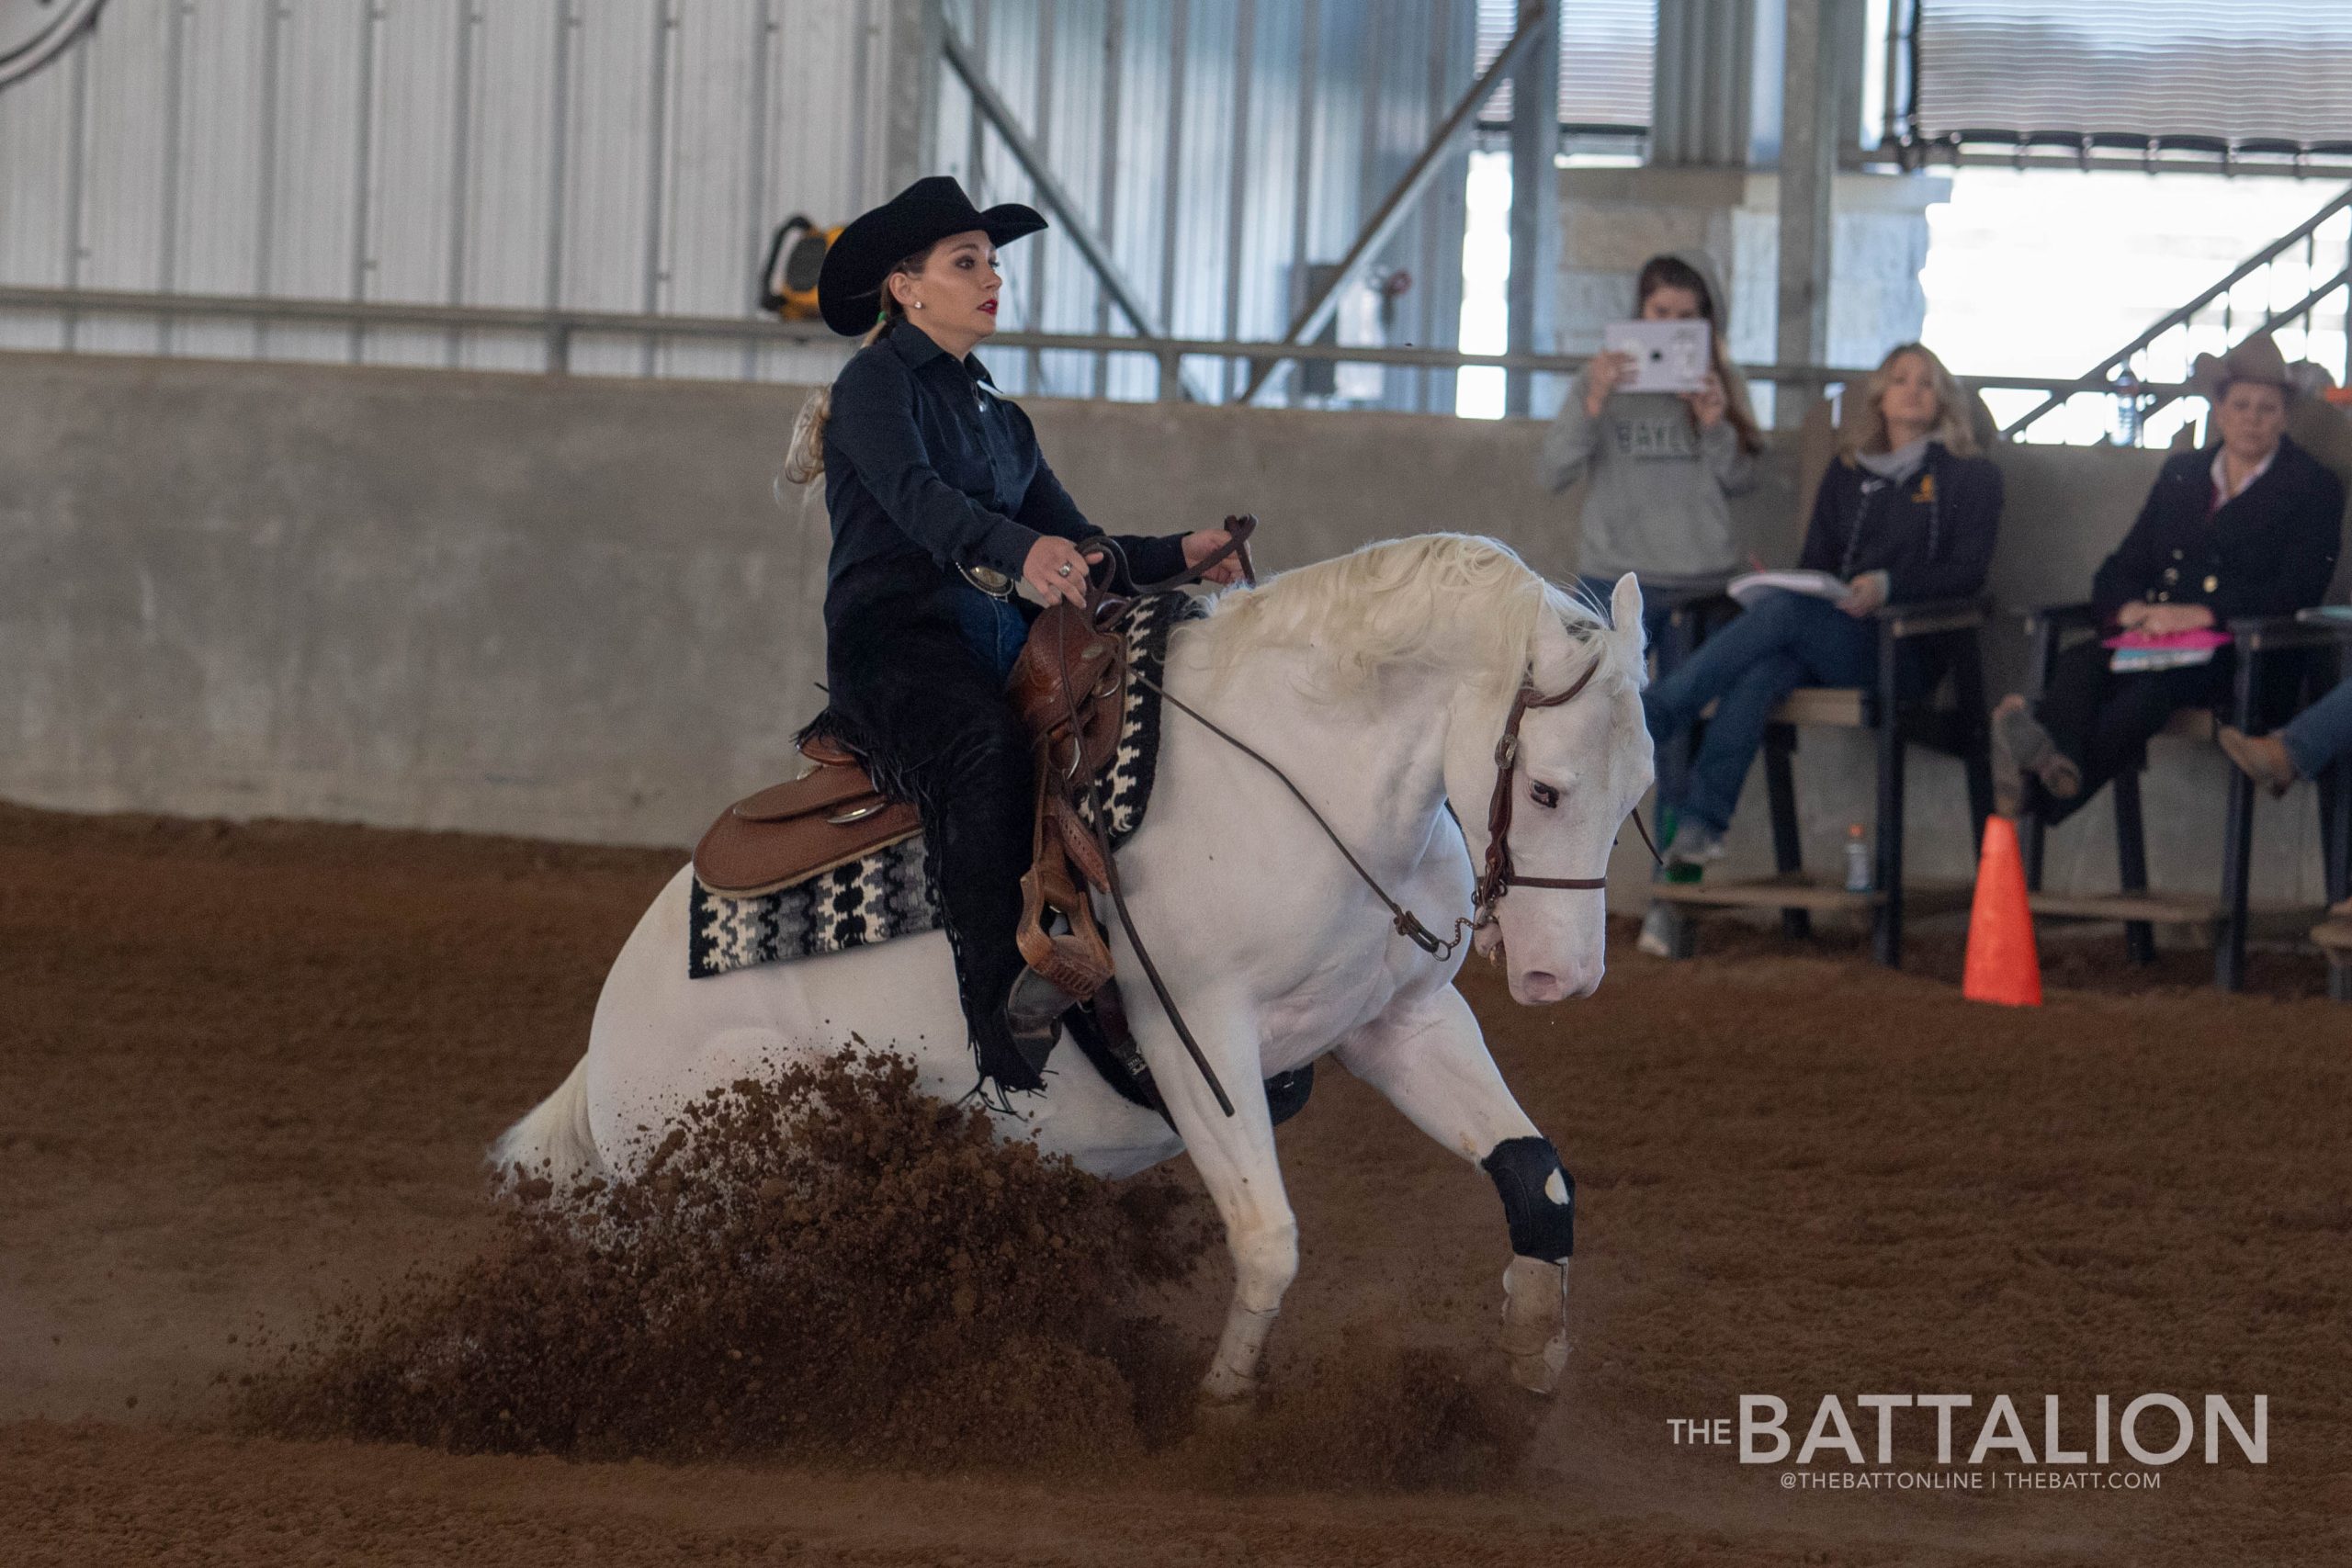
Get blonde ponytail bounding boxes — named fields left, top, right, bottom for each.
left=783, top=385, right=835, bottom=486
left=780, top=246, right=933, bottom=485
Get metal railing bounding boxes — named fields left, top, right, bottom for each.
left=0, top=282, right=2185, bottom=417
left=2004, top=186, right=2352, bottom=444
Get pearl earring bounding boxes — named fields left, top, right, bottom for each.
left=912, top=299, right=924, bottom=310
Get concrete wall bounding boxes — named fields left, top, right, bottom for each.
left=0, top=348, right=2338, bottom=908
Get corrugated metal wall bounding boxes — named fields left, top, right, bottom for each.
left=937, top=0, right=1478, bottom=412
left=0, top=0, right=1482, bottom=408
left=0, top=0, right=893, bottom=383
left=1648, top=0, right=1758, bottom=167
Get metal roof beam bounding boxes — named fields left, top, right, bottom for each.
left=939, top=20, right=1203, bottom=402
left=1775, top=0, right=1840, bottom=400
left=1239, top=0, right=1553, bottom=405
left=1506, top=0, right=1562, bottom=416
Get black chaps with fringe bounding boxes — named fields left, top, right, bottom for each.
left=817, top=591, right=1040, bottom=1092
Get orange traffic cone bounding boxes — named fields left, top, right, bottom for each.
left=1963, top=816, right=2041, bottom=1007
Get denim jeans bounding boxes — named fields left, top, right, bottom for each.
left=1642, top=589, right=1879, bottom=835
left=2285, top=673, right=2352, bottom=778
left=1579, top=573, right=1713, bottom=811
left=952, top=581, right=1035, bottom=684
left=1575, top=572, right=1675, bottom=652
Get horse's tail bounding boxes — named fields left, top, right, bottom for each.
left=490, top=1054, right=603, bottom=1185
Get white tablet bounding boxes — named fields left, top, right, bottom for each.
left=1601, top=319, right=1713, bottom=395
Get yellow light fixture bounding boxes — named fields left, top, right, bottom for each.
left=760, top=215, right=842, bottom=321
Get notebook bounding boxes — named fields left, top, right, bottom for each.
left=1727, top=570, right=1849, bottom=607
left=2101, top=627, right=2231, bottom=672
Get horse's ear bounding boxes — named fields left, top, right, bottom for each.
left=1609, top=573, right=1646, bottom=664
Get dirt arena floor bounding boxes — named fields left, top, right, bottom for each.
left=3, top=800, right=2346, bottom=1566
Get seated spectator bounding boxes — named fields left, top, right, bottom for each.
left=2221, top=692, right=2352, bottom=919
left=1540, top=251, right=1764, bottom=649
left=1645, top=344, right=2004, bottom=865
left=1992, top=334, right=2346, bottom=820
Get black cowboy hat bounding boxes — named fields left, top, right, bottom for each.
left=816, top=175, right=1046, bottom=336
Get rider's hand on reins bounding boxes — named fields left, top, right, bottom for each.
left=1182, top=529, right=1246, bottom=586
left=1024, top=536, right=1102, bottom=607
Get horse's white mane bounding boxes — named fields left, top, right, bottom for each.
left=1199, top=533, right=1621, bottom=696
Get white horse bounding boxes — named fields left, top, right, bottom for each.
left=497, top=535, right=1653, bottom=1402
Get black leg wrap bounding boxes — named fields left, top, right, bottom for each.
left=1482, top=1135, right=1575, bottom=1262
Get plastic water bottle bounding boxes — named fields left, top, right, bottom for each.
left=2110, top=367, right=2143, bottom=446
left=1843, top=823, right=1872, bottom=893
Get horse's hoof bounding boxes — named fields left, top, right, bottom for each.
left=1204, top=1372, right=1261, bottom=1410
left=1507, top=1344, right=1568, bottom=1395
left=1500, top=1255, right=1570, bottom=1395
left=1198, top=1363, right=1260, bottom=1408
left=1194, top=1392, right=1256, bottom=1428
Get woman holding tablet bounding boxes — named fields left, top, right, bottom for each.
left=1540, top=251, right=1765, bottom=643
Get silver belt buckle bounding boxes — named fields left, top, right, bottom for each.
left=959, top=563, right=1014, bottom=598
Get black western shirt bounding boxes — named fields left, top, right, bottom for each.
left=820, top=321, right=1185, bottom=633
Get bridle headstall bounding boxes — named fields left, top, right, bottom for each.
left=1472, top=661, right=1607, bottom=917
left=1143, top=649, right=1657, bottom=967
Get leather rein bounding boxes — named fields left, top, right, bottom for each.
left=1035, top=518, right=1259, bottom=1120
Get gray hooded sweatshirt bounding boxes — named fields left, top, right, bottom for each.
left=1538, top=249, right=1758, bottom=584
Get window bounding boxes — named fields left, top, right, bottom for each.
left=1911, top=1, right=2352, bottom=157
left=1476, top=0, right=1657, bottom=135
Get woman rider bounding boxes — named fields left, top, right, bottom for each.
left=785, top=176, right=1240, bottom=1095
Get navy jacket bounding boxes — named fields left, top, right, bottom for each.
left=820, top=321, right=1185, bottom=633
left=2089, top=436, right=2345, bottom=625
left=1797, top=442, right=2004, bottom=604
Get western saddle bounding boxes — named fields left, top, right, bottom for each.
left=693, top=520, right=1258, bottom=1017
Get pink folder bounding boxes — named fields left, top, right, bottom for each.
left=2099, top=628, right=2232, bottom=652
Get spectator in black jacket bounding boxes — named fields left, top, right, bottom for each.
left=1993, top=333, right=2346, bottom=824
left=1645, top=344, right=2004, bottom=864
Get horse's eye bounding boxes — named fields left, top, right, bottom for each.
left=1530, top=781, right=1561, bottom=810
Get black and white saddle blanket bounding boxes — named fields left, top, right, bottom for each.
left=689, top=592, right=1203, bottom=980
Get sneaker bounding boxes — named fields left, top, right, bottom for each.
left=1648, top=806, right=1703, bottom=885
left=1664, top=819, right=1726, bottom=869
left=1635, top=904, right=1679, bottom=958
